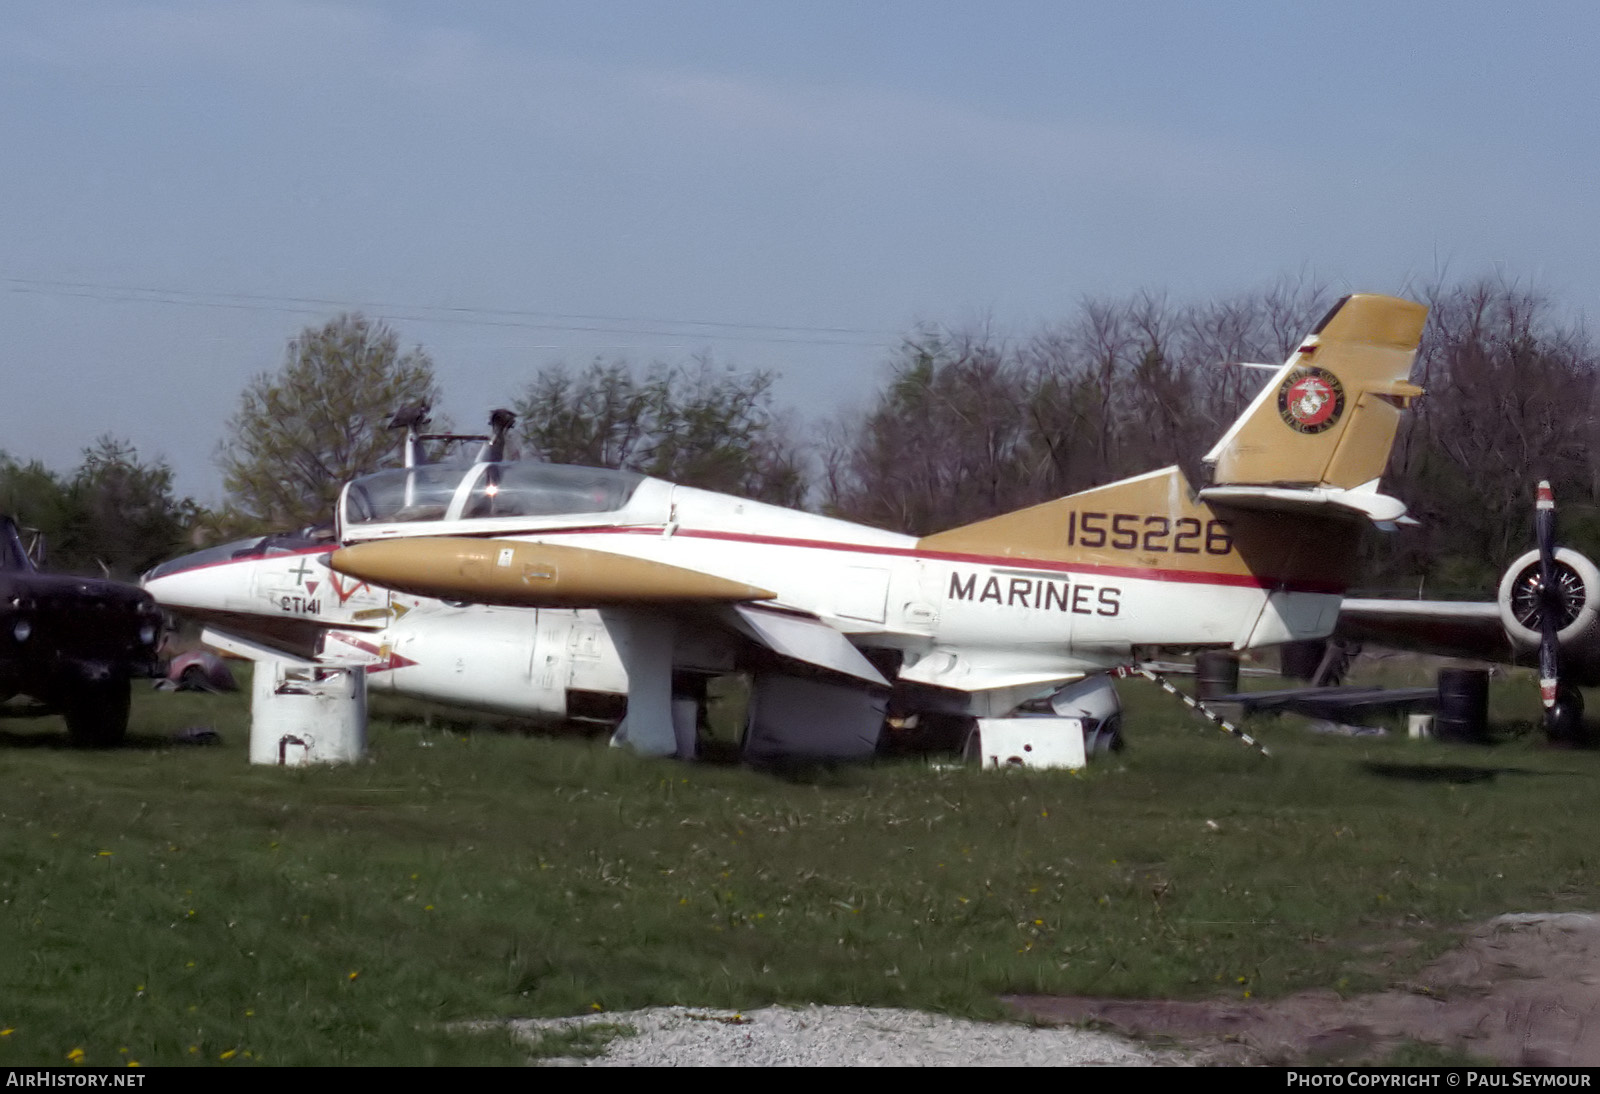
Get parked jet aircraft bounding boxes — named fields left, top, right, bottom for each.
left=290, top=292, right=1427, bottom=759
left=1337, top=481, right=1599, bottom=742
left=146, top=294, right=1426, bottom=759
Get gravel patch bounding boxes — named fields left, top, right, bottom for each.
left=1010, top=913, right=1600, bottom=1066
left=511, top=1004, right=1165, bottom=1066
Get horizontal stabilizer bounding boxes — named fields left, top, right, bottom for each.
left=727, top=605, right=890, bottom=687
left=1199, top=480, right=1410, bottom=525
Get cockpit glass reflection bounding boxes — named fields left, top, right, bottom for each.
left=341, top=463, right=645, bottom=526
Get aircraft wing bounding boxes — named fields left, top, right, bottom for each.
left=329, top=536, right=888, bottom=685
left=724, top=604, right=889, bottom=686
left=1335, top=598, right=1514, bottom=663
left=200, top=624, right=319, bottom=667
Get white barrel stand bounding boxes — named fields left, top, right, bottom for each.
left=250, top=663, right=368, bottom=766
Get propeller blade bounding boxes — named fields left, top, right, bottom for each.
left=1537, top=480, right=1557, bottom=579
left=1536, top=480, right=1559, bottom=709
left=1540, top=632, right=1559, bottom=709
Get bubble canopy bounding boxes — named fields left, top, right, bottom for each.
left=339, top=462, right=648, bottom=531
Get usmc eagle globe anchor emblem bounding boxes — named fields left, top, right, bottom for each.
left=1277, top=366, right=1345, bottom=434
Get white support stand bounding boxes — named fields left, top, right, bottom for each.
left=250, top=662, right=368, bottom=766
left=969, top=716, right=1087, bottom=770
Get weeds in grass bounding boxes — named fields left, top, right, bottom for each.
left=1373, top=1040, right=1498, bottom=1067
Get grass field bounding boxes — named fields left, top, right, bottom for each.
left=1, top=663, right=1595, bottom=1066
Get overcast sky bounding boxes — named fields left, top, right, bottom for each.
left=3, top=1, right=1596, bottom=503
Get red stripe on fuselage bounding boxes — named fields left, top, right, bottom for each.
left=480, top=524, right=1347, bottom=596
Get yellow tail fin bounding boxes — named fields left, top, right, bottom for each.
left=916, top=293, right=1427, bottom=592
left=1203, top=293, right=1426, bottom=489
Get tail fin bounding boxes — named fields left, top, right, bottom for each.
left=1203, top=293, right=1426, bottom=491
left=917, top=293, right=1427, bottom=568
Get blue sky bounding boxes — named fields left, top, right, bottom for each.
left=3, top=1, right=1595, bottom=503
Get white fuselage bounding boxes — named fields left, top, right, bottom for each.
left=339, top=474, right=1302, bottom=704
left=146, top=471, right=1323, bottom=726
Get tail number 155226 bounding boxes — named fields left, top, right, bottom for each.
left=1067, top=512, right=1233, bottom=555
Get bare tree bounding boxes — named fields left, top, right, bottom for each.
left=825, top=325, right=1032, bottom=533
left=1389, top=279, right=1600, bottom=585
left=515, top=356, right=808, bottom=507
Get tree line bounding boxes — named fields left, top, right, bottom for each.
left=0, top=438, right=200, bottom=580
left=3, top=276, right=1591, bottom=592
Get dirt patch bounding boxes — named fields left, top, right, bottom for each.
left=1007, top=913, right=1600, bottom=1065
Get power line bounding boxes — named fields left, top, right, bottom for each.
left=1, top=276, right=897, bottom=350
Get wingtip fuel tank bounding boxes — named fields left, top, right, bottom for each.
left=329, top=537, right=777, bottom=609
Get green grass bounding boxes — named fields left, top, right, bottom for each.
left=0, top=668, right=1596, bottom=1065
